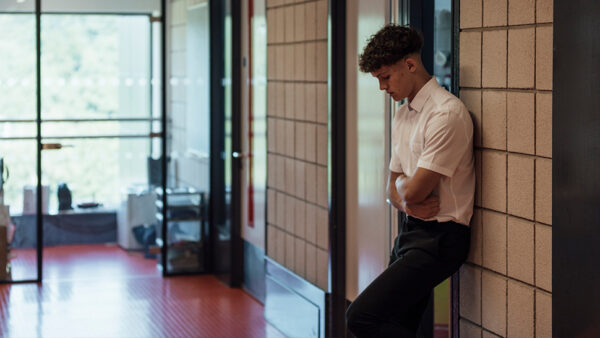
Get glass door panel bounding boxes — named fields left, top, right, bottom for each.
left=0, top=3, right=40, bottom=282
left=0, top=0, right=164, bottom=283
left=38, top=2, right=162, bottom=278
left=40, top=15, right=152, bottom=120
left=160, top=0, right=211, bottom=275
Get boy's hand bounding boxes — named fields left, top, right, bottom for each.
left=404, top=195, right=440, bottom=219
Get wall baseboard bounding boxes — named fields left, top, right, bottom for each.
left=242, top=240, right=265, bottom=303
left=264, top=257, right=326, bottom=338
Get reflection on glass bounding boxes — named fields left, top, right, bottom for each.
left=250, top=0, right=267, bottom=229
left=224, top=5, right=233, bottom=238
left=433, top=0, right=452, bottom=91
left=160, top=2, right=211, bottom=275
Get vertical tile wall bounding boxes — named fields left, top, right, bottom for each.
left=458, top=0, right=553, bottom=336
left=167, top=0, right=211, bottom=191
left=265, top=0, right=329, bottom=291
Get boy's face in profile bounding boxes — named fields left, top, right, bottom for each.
left=370, top=58, right=414, bottom=102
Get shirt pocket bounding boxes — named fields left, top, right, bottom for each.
left=409, top=131, right=424, bottom=157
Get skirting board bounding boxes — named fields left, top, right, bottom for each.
left=265, top=257, right=326, bottom=338
left=243, top=240, right=265, bottom=303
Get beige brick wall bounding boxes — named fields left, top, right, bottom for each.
left=458, top=0, right=553, bottom=336
left=265, top=0, right=329, bottom=291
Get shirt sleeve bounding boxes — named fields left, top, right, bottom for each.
left=389, top=146, right=403, bottom=173
left=417, top=109, right=473, bottom=177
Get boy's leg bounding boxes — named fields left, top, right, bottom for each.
left=346, top=249, right=452, bottom=338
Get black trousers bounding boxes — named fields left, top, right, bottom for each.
left=346, top=214, right=471, bottom=338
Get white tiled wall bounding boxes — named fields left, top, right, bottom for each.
left=167, top=0, right=210, bottom=191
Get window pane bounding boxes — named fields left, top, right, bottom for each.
left=41, top=121, right=151, bottom=138
left=0, top=11, right=39, bottom=282
left=0, top=15, right=36, bottom=120
left=41, top=15, right=151, bottom=119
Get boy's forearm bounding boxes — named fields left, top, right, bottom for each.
left=395, top=167, right=442, bottom=204
left=387, top=171, right=408, bottom=211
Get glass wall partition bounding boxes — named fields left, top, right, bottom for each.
left=0, top=0, right=40, bottom=283
left=39, top=14, right=153, bottom=211
left=159, top=0, right=212, bottom=276
left=38, top=1, right=163, bottom=280
left=160, top=0, right=234, bottom=277
left=1, top=0, right=231, bottom=281
left=1, top=0, right=164, bottom=283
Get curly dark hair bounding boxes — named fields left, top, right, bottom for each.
left=359, top=24, right=424, bottom=73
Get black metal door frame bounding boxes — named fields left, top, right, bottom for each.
left=207, top=0, right=243, bottom=286
left=230, top=0, right=244, bottom=288
left=329, top=0, right=346, bottom=336
left=554, top=0, right=600, bottom=336
left=35, top=0, right=43, bottom=284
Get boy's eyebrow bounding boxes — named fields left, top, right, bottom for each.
left=377, top=72, right=389, bottom=79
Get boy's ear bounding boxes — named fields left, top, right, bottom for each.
left=405, top=57, right=417, bottom=72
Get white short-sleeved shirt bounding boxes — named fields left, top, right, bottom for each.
left=389, top=77, right=475, bottom=226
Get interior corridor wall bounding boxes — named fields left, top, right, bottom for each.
left=458, top=0, right=553, bottom=336
left=265, top=0, right=330, bottom=291
left=167, top=0, right=211, bottom=192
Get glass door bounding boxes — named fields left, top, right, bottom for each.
left=1, top=0, right=164, bottom=283
left=0, top=0, right=41, bottom=283
left=38, top=0, right=163, bottom=280
left=207, top=0, right=238, bottom=283
left=159, top=0, right=211, bottom=276
left=38, top=12, right=159, bottom=280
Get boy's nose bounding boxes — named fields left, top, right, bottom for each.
left=379, top=80, right=387, bottom=91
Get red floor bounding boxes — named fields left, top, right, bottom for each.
left=0, top=244, right=285, bottom=338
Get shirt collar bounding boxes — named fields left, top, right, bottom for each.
left=408, top=76, right=438, bottom=113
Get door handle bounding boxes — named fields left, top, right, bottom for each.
left=232, top=152, right=250, bottom=159
left=41, top=143, right=73, bottom=150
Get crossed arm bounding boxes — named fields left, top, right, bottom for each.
left=387, top=168, right=443, bottom=219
